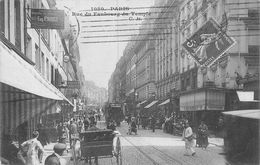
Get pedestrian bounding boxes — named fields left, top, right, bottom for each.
left=198, top=121, right=209, bottom=149
left=150, top=115, right=156, bottom=132
left=21, top=131, right=44, bottom=165
left=83, top=117, right=90, bottom=131
left=56, top=122, right=63, bottom=142
left=69, top=120, right=78, bottom=148
left=1, top=135, right=25, bottom=165
left=37, top=123, right=49, bottom=147
left=44, top=143, right=67, bottom=165
left=136, top=115, right=141, bottom=129
left=107, top=120, right=116, bottom=131
left=129, top=117, right=137, bottom=135
left=182, top=120, right=196, bottom=156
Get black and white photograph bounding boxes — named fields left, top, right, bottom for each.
left=0, top=0, right=259, bottom=165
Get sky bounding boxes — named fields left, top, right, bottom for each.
left=56, top=0, right=156, bottom=88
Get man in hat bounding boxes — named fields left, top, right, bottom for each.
left=44, top=143, right=67, bottom=165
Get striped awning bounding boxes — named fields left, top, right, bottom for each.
left=144, top=100, right=158, bottom=109
left=0, top=42, right=71, bottom=103
left=158, top=99, right=170, bottom=106
left=0, top=84, right=64, bottom=134
left=0, top=40, right=73, bottom=134
left=136, top=100, right=147, bottom=107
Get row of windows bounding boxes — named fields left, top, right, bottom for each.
left=0, top=0, right=23, bottom=51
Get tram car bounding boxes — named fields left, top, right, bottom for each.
left=222, top=109, right=259, bottom=165
left=104, top=103, right=124, bottom=126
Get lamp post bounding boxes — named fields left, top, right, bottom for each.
left=135, top=92, right=139, bottom=116
left=58, top=82, right=68, bottom=123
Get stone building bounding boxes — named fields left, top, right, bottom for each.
left=0, top=0, right=82, bottom=147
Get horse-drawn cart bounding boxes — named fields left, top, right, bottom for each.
left=79, top=129, right=122, bottom=165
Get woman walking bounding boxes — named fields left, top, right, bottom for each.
left=198, top=121, right=209, bottom=149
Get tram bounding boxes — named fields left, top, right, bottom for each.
left=104, top=103, right=124, bottom=126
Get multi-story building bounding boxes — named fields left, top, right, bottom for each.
left=154, top=0, right=181, bottom=117
left=0, top=0, right=80, bottom=146
left=124, top=43, right=138, bottom=115
left=178, top=0, right=259, bottom=127
left=110, top=0, right=259, bottom=124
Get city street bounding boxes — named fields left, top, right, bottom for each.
left=65, top=121, right=228, bottom=165
left=1, top=0, right=259, bottom=164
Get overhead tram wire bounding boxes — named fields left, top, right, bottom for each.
left=82, top=22, right=172, bottom=28
left=81, top=27, right=172, bottom=33
left=80, top=33, right=171, bottom=39
left=81, top=38, right=166, bottom=44
left=79, top=2, right=178, bottom=44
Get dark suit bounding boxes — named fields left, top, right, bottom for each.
left=44, top=153, right=60, bottom=165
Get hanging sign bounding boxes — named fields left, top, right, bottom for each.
left=67, top=81, right=80, bottom=89
left=182, top=18, right=235, bottom=67
left=31, top=9, right=65, bottom=29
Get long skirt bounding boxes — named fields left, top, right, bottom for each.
left=201, top=136, right=208, bottom=148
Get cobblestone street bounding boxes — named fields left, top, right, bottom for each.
left=46, top=121, right=229, bottom=165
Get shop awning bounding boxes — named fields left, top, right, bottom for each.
left=144, top=100, right=158, bottom=109
left=158, top=99, right=170, bottom=106
left=137, top=100, right=147, bottom=107
left=236, top=91, right=260, bottom=102
left=223, top=109, right=260, bottom=120
left=180, top=89, right=225, bottom=111
left=0, top=42, right=72, bottom=104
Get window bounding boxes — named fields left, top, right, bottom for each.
left=15, top=0, right=21, bottom=50
left=248, top=45, right=260, bottom=55
left=203, top=12, right=207, bottom=22
left=51, top=65, right=55, bottom=85
left=212, top=3, right=217, bottom=18
left=41, top=52, right=45, bottom=75
left=247, top=9, right=259, bottom=28
left=26, top=35, right=32, bottom=59
left=35, top=45, right=40, bottom=71
left=0, top=0, right=4, bottom=36
left=186, top=77, right=190, bottom=86
left=194, top=21, right=197, bottom=31
left=46, top=58, right=50, bottom=80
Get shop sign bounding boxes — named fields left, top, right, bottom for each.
left=31, top=9, right=65, bottom=29
left=67, top=81, right=80, bottom=89
left=182, top=18, right=235, bottom=67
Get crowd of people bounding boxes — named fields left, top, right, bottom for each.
left=1, top=112, right=101, bottom=165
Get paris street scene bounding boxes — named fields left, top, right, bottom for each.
left=0, top=0, right=259, bottom=165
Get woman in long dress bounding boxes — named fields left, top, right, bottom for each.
left=198, top=121, right=209, bottom=149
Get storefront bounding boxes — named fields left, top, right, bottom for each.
left=0, top=42, right=72, bottom=142
left=179, top=88, right=225, bottom=129
left=158, top=99, right=170, bottom=117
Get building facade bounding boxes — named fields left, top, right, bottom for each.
left=0, top=0, right=82, bottom=148
left=154, top=0, right=181, bottom=117
left=109, top=0, right=259, bottom=126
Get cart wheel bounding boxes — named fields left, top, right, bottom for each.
left=116, top=137, right=122, bottom=165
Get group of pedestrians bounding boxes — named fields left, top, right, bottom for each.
left=126, top=114, right=158, bottom=135
left=182, top=120, right=209, bottom=156
left=1, top=130, right=68, bottom=165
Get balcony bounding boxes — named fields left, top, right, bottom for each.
left=203, top=81, right=216, bottom=88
